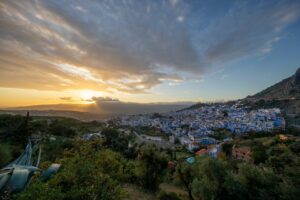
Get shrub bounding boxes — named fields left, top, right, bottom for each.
left=0, top=143, right=12, bottom=167
left=159, top=191, right=181, bottom=200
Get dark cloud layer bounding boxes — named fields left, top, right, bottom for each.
left=60, top=96, right=73, bottom=101
left=0, top=0, right=299, bottom=93
left=91, top=96, right=119, bottom=102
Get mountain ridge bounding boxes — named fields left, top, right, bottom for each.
left=244, top=67, right=300, bottom=116
left=248, top=67, right=300, bottom=100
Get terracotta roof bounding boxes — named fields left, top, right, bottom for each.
left=196, top=149, right=208, bottom=155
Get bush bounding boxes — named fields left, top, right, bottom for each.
left=17, top=141, right=126, bottom=200
left=41, top=139, right=74, bottom=162
left=159, top=191, right=181, bottom=200
left=48, top=119, right=78, bottom=137
left=0, top=143, right=12, bottom=167
left=135, top=144, right=168, bottom=192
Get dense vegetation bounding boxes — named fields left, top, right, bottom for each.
left=0, top=114, right=299, bottom=200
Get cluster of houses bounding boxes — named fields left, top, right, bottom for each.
left=119, top=102, right=285, bottom=154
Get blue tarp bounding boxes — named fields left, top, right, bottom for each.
left=41, top=163, right=61, bottom=182
left=0, top=140, right=42, bottom=193
left=186, top=156, right=195, bottom=164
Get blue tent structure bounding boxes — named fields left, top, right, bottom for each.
left=186, top=156, right=195, bottom=164
left=41, top=163, right=61, bottom=182
left=0, top=140, right=41, bottom=193
left=0, top=140, right=60, bottom=194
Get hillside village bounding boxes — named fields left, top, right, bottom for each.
left=119, top=101, right=285, bottom=154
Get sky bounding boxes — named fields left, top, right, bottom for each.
left=0, top=0, right=300, bottom=108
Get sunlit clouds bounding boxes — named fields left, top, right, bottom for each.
left=0, top=0, right=300, bottom=107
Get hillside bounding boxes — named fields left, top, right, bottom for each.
left=249, top=67, right=300, bottom=100
left=244, top=67, right=300, bottom=116
left=184, top=67, right=300, bottom=119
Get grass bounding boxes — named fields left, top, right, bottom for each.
left=159, top=183, right=189, bottom=200
left=123, top=183, right=189, bottom=200
left=175, top=151, right=192, bottom=160
left=136, top=127, right=169, bottom=140
left=123, top=184, right=156, bottom=200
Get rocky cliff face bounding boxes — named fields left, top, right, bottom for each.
left=246, top=67, right=300, bottom=116
left=294, top=68, right=300, bottom=85
left=249, top=67, right=300, bottom=100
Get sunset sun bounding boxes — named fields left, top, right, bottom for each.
left=77, top=90, right=99, bottom=103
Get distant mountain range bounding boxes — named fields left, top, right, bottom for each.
left=2, top=101, right=194, bottom=120
left=0, top=109, right=109, bottom=121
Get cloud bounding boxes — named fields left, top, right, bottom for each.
left=0, top=0, right=299, bottom=93
left=200, top=1, right=300, bottom=65
left=91, top=96, right=119, bottom=102
left=60, top=96, right=73, bottom=101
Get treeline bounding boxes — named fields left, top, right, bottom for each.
left=1, top=114, right=299, bottom=200
left=175, top=154, right=299, bottom=200
left=0, top=114, right=103, bottom=167
left=0, top=114, right=105, bottom=143
left=15, top=129, right=300, bottom=200
left=15, top=138, right=170, bottom=199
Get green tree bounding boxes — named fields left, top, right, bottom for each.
left=0, top=143, right=12, bottom=167
left=48, top=119, right=77, bottom=137
left=267, top=144, right=293, bottom=173
left=251, top=142, right=267, bottom=164
left=175, top=161, right=194, bottom=200
left=191, top=157, right=228, bottom=200
left=237, top=164, right=281, bottom=200
left=222, top=143, right=233, bottom=158
left=159, top=191, right=181, bottom=200
left=135, top=144, right=168, bottom=192
left=289, top=140, right=300, bottom=154
left=102, top=128, right=127, bottom=151
left=223, top=172, right=247, bottom=200
left=17, top=141, right=126, bottom=200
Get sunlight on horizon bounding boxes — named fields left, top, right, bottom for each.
left=76, top=90, right=105, bottom=104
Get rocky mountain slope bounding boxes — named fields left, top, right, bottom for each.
left=249, top=67, right=300, bottom=100
left=245, top=67, right=300, bottom=116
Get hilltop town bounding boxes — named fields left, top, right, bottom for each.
left=119, top=101, right=285, bottom=153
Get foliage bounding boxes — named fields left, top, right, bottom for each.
left=41, top=138, right=74, bottom=162
left=222, top=143, right=233, bottom=157
left=0, top=114, right=31, bottom=145
left=175, top=136, right=300, bottom=200
left=17, top=141, right=126, bottom=200
left=158, top=191, right=181, bottom=200
left=191, top=157, right=229, bottom=200
left=0, top=143, right=12, bottom=167
left=289, top=140, right=300, bottom=153
left=236, top=164, right=281, bottom=200
left=135, top=144, right=168, bottom=192
left=101, top=128, right=138, bottom=159
left=1, top=113, right=299, bottom=200
left=48, top=119, right=77, bottom=137
left=266, top=144, right=293, bottom=173
left=174, top=161, right=194, bottom=200
left=251, top=141, right=268, bottom=164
